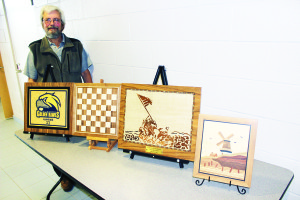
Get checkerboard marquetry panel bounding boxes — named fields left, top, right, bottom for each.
left=75, top=86, right=119, bottom=135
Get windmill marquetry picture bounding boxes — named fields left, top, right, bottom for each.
left=118, top=84, right=201, bottom=161
left=193, top=114, right=258, bottom=188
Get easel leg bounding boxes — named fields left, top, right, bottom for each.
left=88, top=140, right=95, bottom=150
left=63, top=134, right=70, bottom=142
left=179, top=161, right=184, bottom=168
left=87, top=137, right=117, bottom=152
left=236, top=186, right=247, bottom=195
left=130, top=151, right=135, bottom=159
left=106, top=139, right=118, bottom=152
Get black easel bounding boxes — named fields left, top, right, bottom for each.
left=126, top=65, right=189, bottom=168
left=195, top=177, right=247, bottom=195
left=27, top=131, right=70, bottom=142
left=124, top=150, right=189, bottom=168
left=153, top=65, right=168, bottom=85
left=44, top=64, right=57, bottom=83
left=28, top=65, right=70, bottom=142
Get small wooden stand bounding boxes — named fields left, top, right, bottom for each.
left=87, top=136, right=118, bottom=152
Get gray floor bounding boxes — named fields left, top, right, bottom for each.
left=0, top=98, right=97, bottom=200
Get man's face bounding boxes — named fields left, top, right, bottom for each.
left=42, top=10, right=64, bottom=39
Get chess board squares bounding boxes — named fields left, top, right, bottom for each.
left=76, top=105, right=117, bottom=117
left=76, top=123, right=117, bottom=134
left=76, top=119, right=117, bottom=134
left=75, top=86, right=119, bottom=135
left=77, top=103, right=93, bottom=110
left=95, top=99, right=117, bottom=106
left=75, top=109, right=118, bottom=134
left=77, top=88, right=118, bottom=103
left=77, top=87, right=118, bottom=99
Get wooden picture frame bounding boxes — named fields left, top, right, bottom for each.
left=118, top=83, right=201, bottom=161
left=24, top=82, right=73, bottom=135
left=193, top=114, right=258, bottom=188
left=72, top=83, right=121, bottom=138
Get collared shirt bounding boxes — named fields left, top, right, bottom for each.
left=23, top=34, right=93, bottom=80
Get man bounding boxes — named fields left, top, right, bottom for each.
left=24, top=4, right=93, bottom=83
left=23, top=5, right=93, bottom=192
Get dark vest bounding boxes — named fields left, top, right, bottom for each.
left=29, top=35, right=83, bottom=83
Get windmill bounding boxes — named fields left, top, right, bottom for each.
left=216, top=132, right=234, bottom=153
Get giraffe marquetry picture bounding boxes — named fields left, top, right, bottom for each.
left=118, top=84, right=201, bottom=161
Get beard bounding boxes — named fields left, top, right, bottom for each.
left=45, top=26, right=61, bottom=39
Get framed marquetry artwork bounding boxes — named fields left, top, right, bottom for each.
left=118, top=84, right=201, bottom=161
left=24, top=82, right=73, bottom=135
left=72, top=83, right=121, bottom=138
left=193, top=114, right=258, bottom=188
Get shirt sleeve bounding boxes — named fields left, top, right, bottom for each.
left=81, top=47, right=94, bottom=75
left=23, top=50, right=38, bottom=80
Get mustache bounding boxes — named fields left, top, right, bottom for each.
left=47, top=26, right=59, bottom=30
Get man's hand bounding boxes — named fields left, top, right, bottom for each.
left=28, top=78, right=37, bottom=82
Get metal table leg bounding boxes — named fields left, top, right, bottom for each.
left=47, top=174, right=62, bottom=200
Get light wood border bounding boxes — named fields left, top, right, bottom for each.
left=24, top=82, right=73, bottom=135
left=118, top=83, right=201, bottom=161
left=193, top=114, right=258, bottom=188
left=72, top=83, right=121, bottom=138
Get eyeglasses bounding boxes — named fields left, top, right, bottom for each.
left=43, top=18, right=62, bottom=25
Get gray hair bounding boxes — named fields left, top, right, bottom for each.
left=40, top=5, right=65, bottom=27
